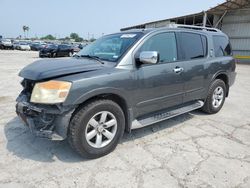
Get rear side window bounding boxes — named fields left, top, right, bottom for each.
left=179, top=32, right=207, bottom=60
left=213, top=36, right=232, bottom=57
left=139, top=32, right=177, bottom=63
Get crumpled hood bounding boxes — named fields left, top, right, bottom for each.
left=19, top=57, right=106, bottom=80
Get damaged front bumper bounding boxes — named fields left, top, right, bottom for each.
left=16, top=93, right=75, bottom=140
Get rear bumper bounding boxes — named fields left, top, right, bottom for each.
left=16, top=94, right=75, bottom=140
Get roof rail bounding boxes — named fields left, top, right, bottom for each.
left=167, top=24, right=221, bottom=32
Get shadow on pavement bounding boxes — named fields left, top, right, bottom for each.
left=122, top=112, right=194, bottom=143
left=5, top=117, right=85, bottom=163
left=5, top=112, right=195, bottom=163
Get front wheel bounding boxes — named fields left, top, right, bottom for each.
left=201, top=79, right=226, bottom=114
left=68, top=99, right=125, bottom=159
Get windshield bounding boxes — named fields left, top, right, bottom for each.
left=77, top=32, right=143, bottom=62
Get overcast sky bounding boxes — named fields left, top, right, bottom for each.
left=0, top=0, right=224, bottom=39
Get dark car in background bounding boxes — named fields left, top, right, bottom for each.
left=39, top=44, right=74, bottom=58
left=30, top=42, right=46, bottom=51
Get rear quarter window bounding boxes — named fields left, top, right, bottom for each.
left=179, top=32, right=207, bottom=60
left=213, top=35, right=232, bottom=57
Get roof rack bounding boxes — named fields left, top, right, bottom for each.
left=166, top=24, right=221, bottom=32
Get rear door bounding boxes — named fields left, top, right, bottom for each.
left=134, top=32, right=186, bottom=116
left=176, top=32, right=208, bottom=103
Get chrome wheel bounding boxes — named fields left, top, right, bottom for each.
left=212, top=86, right=224, bottom=108
left=85, top=111, right=117, bottom=148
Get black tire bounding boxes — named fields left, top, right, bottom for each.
left=68, top=51, right=73, bottom=57
left=201, top=79, right=226, bottom=114
left=68, top=99, right=125, bottom=159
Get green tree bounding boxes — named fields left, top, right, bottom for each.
left=89, top=38, right=96, bottom=42
left=65, top=36, right=70, bottom=40
left=70, top=33, right=79, bottom=40
left=22, top=25, right=30, bottom=38
left=41, top=34, right=56, bottom=40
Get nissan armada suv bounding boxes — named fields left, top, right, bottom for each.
left=16, top=25, right=236, bottom=158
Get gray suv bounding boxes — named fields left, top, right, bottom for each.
left=16, top=25, right=236, bottom=158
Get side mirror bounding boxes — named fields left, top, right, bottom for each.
left=139, top=51, right=159, bottom=64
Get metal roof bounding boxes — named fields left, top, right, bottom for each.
left=121, top=0, right=250, bottom=31
left=208, top=0, right=250, bottom=14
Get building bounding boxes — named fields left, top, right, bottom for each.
left=121, top=0, right=250, bottom=62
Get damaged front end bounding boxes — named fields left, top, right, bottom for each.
left=16, top=79, right=75, bottom=140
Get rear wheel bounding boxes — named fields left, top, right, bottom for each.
left=201, top=79, right=226, bottom=114
left=68, top=99, right=125, bottom=158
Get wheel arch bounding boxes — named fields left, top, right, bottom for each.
left=71, top=91, right=132, bottom=133
left=211, top=72, right=229, bottom=97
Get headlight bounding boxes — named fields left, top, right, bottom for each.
left=30, top=80, right=72, bottom=104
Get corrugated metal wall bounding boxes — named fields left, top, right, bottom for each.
left=221, top=8, right=250, bottom=56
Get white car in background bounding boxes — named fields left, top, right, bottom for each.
left=16, top=42, right=31, bottom=51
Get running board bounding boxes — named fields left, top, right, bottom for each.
left=131, top=100, right=204, bottom=130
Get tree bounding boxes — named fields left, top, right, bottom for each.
left=70, top=33, right=79, bottom=40
left=40, top=34, right=56, bottom=40
left=65, top=36, right=70, bottom=40
left=22, top=25, right=30, bottom=38
left=89, top=38, right=96, bottom=42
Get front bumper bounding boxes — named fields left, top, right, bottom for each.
left=39, top=51, right=51, bottom=57
left=16, top=93, right=75, bottom=140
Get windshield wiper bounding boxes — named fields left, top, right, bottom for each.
left=79, top=55, right=104, bottom=64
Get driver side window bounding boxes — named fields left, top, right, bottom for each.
left=140, top=32, right=177, bottom=63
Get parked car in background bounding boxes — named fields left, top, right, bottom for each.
left=16, top=42, right=31, bottom=51
left=13, top=41, right=20, bottom=50
left=30, top=42, right=46, bottom=51
left=39, top=44, right=74, bottom=58
left=72, top=44, right=81, bottom=52
left=0, top=39, right=14, bottom=50
left=79, top=43, right=88, bottom=49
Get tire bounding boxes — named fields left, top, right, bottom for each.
left=201, top=79, right=226, bottom=114
left=68, top=51, right=73, bottom=57
left=68, top=99, right=125, bottom=159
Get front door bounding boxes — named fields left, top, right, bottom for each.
left=134, top=32, right=185, bottom=116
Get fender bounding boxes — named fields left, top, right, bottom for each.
left=71, top=87, right=134, bottom=132
left=210, top=71, right=229, bottom=85
left=72, top=87, right=132, bottom=108
left=209, top=71, right=230, bottom=96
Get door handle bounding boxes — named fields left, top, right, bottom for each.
left=173, top=67, right=184, bottom=74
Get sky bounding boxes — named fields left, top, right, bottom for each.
left=0, top=0, right=225, bottom=39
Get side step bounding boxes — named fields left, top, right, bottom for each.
left=131, top=100, right=204, bottom=130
